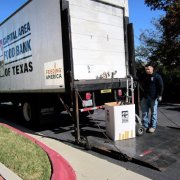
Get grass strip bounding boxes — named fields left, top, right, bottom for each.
left=0, top=125, right=51, bottom=180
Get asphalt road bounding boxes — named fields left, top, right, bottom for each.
left=0, top=103, right=179, bottom=180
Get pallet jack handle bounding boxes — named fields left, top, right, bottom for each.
left=126, top=75, right=135, bottom=104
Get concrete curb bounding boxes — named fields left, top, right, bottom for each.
left=0, top=162, right=22, bottom=180
left=0, top=123, right=76, bottom=180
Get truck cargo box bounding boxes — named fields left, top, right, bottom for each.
left=0, top=0, right=136, bottom=136
left=0, top=0, right=130, bottom=92
left=0, top=0, right=65, bottom=92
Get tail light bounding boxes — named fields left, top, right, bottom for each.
left=85, top=92, right=92, bottom=100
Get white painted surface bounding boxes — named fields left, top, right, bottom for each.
left=0, top=0, right=129, bottom=91
left=0, top=0, right=65, bottom=91
left=69, top=0, right=127, bottom=80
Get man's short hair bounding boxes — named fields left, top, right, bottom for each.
left=145, top=62, right=155, bottom=68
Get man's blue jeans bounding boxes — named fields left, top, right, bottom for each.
left=140, top=96, right=158, bottom=129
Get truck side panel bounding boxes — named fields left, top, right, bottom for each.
left=0, top=0, right=65, bottom=92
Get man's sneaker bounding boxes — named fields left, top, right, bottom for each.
left=148, top=127, right=156, bottom=133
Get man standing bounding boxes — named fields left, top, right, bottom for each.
left=139, top=63, right=164, bottom=133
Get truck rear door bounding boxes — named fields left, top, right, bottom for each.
left=68, top=0, right=128, bottom=80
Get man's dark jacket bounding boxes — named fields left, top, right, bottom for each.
left=139, top=72, right=164, bottom=99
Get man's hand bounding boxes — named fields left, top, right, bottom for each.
left=157, top=96, right=162, bottom=102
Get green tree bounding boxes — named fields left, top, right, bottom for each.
left=135, top=0, right=180, bottom=102
left=144, top=0, right=180, bottom=67
left=135, top=19, right=163, bottom=63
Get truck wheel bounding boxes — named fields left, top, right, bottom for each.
left=22, top=101, right=39, bottom=126
left=136, top=124, right=145, bottom=136
left=22, top=102, right=32, bottom=122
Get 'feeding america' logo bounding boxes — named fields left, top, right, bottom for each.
left=44, top=59, right=64, bottom=87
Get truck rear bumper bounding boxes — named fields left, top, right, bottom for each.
left=74, top=78, right=127, bottom=92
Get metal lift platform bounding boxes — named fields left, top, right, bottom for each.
left=75, top=77, right=180, bottom=171
left=83, top=113, right=180, bottom=172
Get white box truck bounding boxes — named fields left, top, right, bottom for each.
left=0, top=0, right=136, bottom=142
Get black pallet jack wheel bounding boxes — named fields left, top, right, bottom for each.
left=136, top=124, right=145, bottom=136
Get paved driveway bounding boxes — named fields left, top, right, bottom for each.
left=0, top=103, right=179, bottom=180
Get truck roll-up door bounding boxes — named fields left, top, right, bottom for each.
left=68, top=0, right=127, bottom=80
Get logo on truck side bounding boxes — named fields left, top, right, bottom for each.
left=0, top=22, right=33, bottom=77
left=3, top=22, right=31, bottom=63
left=44, top=60, right=64, bottom=87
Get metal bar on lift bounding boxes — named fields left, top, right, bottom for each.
left=57, top=94, right=72, bottom=117
left=126, top=78, right=129, bottom=103
left=80, top=105, right=104, bottom=112
left=130, top=75, right=134, bottom=104
left=92, top=91, right=96, bottom=107
left=73, top=90, right=81, bottom=144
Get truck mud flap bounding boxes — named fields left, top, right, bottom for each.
left=86, top=126, right=180, bottom=171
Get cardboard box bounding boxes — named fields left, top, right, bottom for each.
left=105, top=102, right=135, bottom=141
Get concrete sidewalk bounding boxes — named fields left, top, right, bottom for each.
left=0, top=162, right=22, bottom=180
left=27, top=132, right=150, bottom=180
left=0, top=121, right=151, bottom=180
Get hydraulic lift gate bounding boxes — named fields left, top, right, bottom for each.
left=86, top=124, right=180, bottom=171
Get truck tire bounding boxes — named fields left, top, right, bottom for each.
left=22, top=100, right=40, bottom=126
left=22, top=102, right=32, bottom=122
